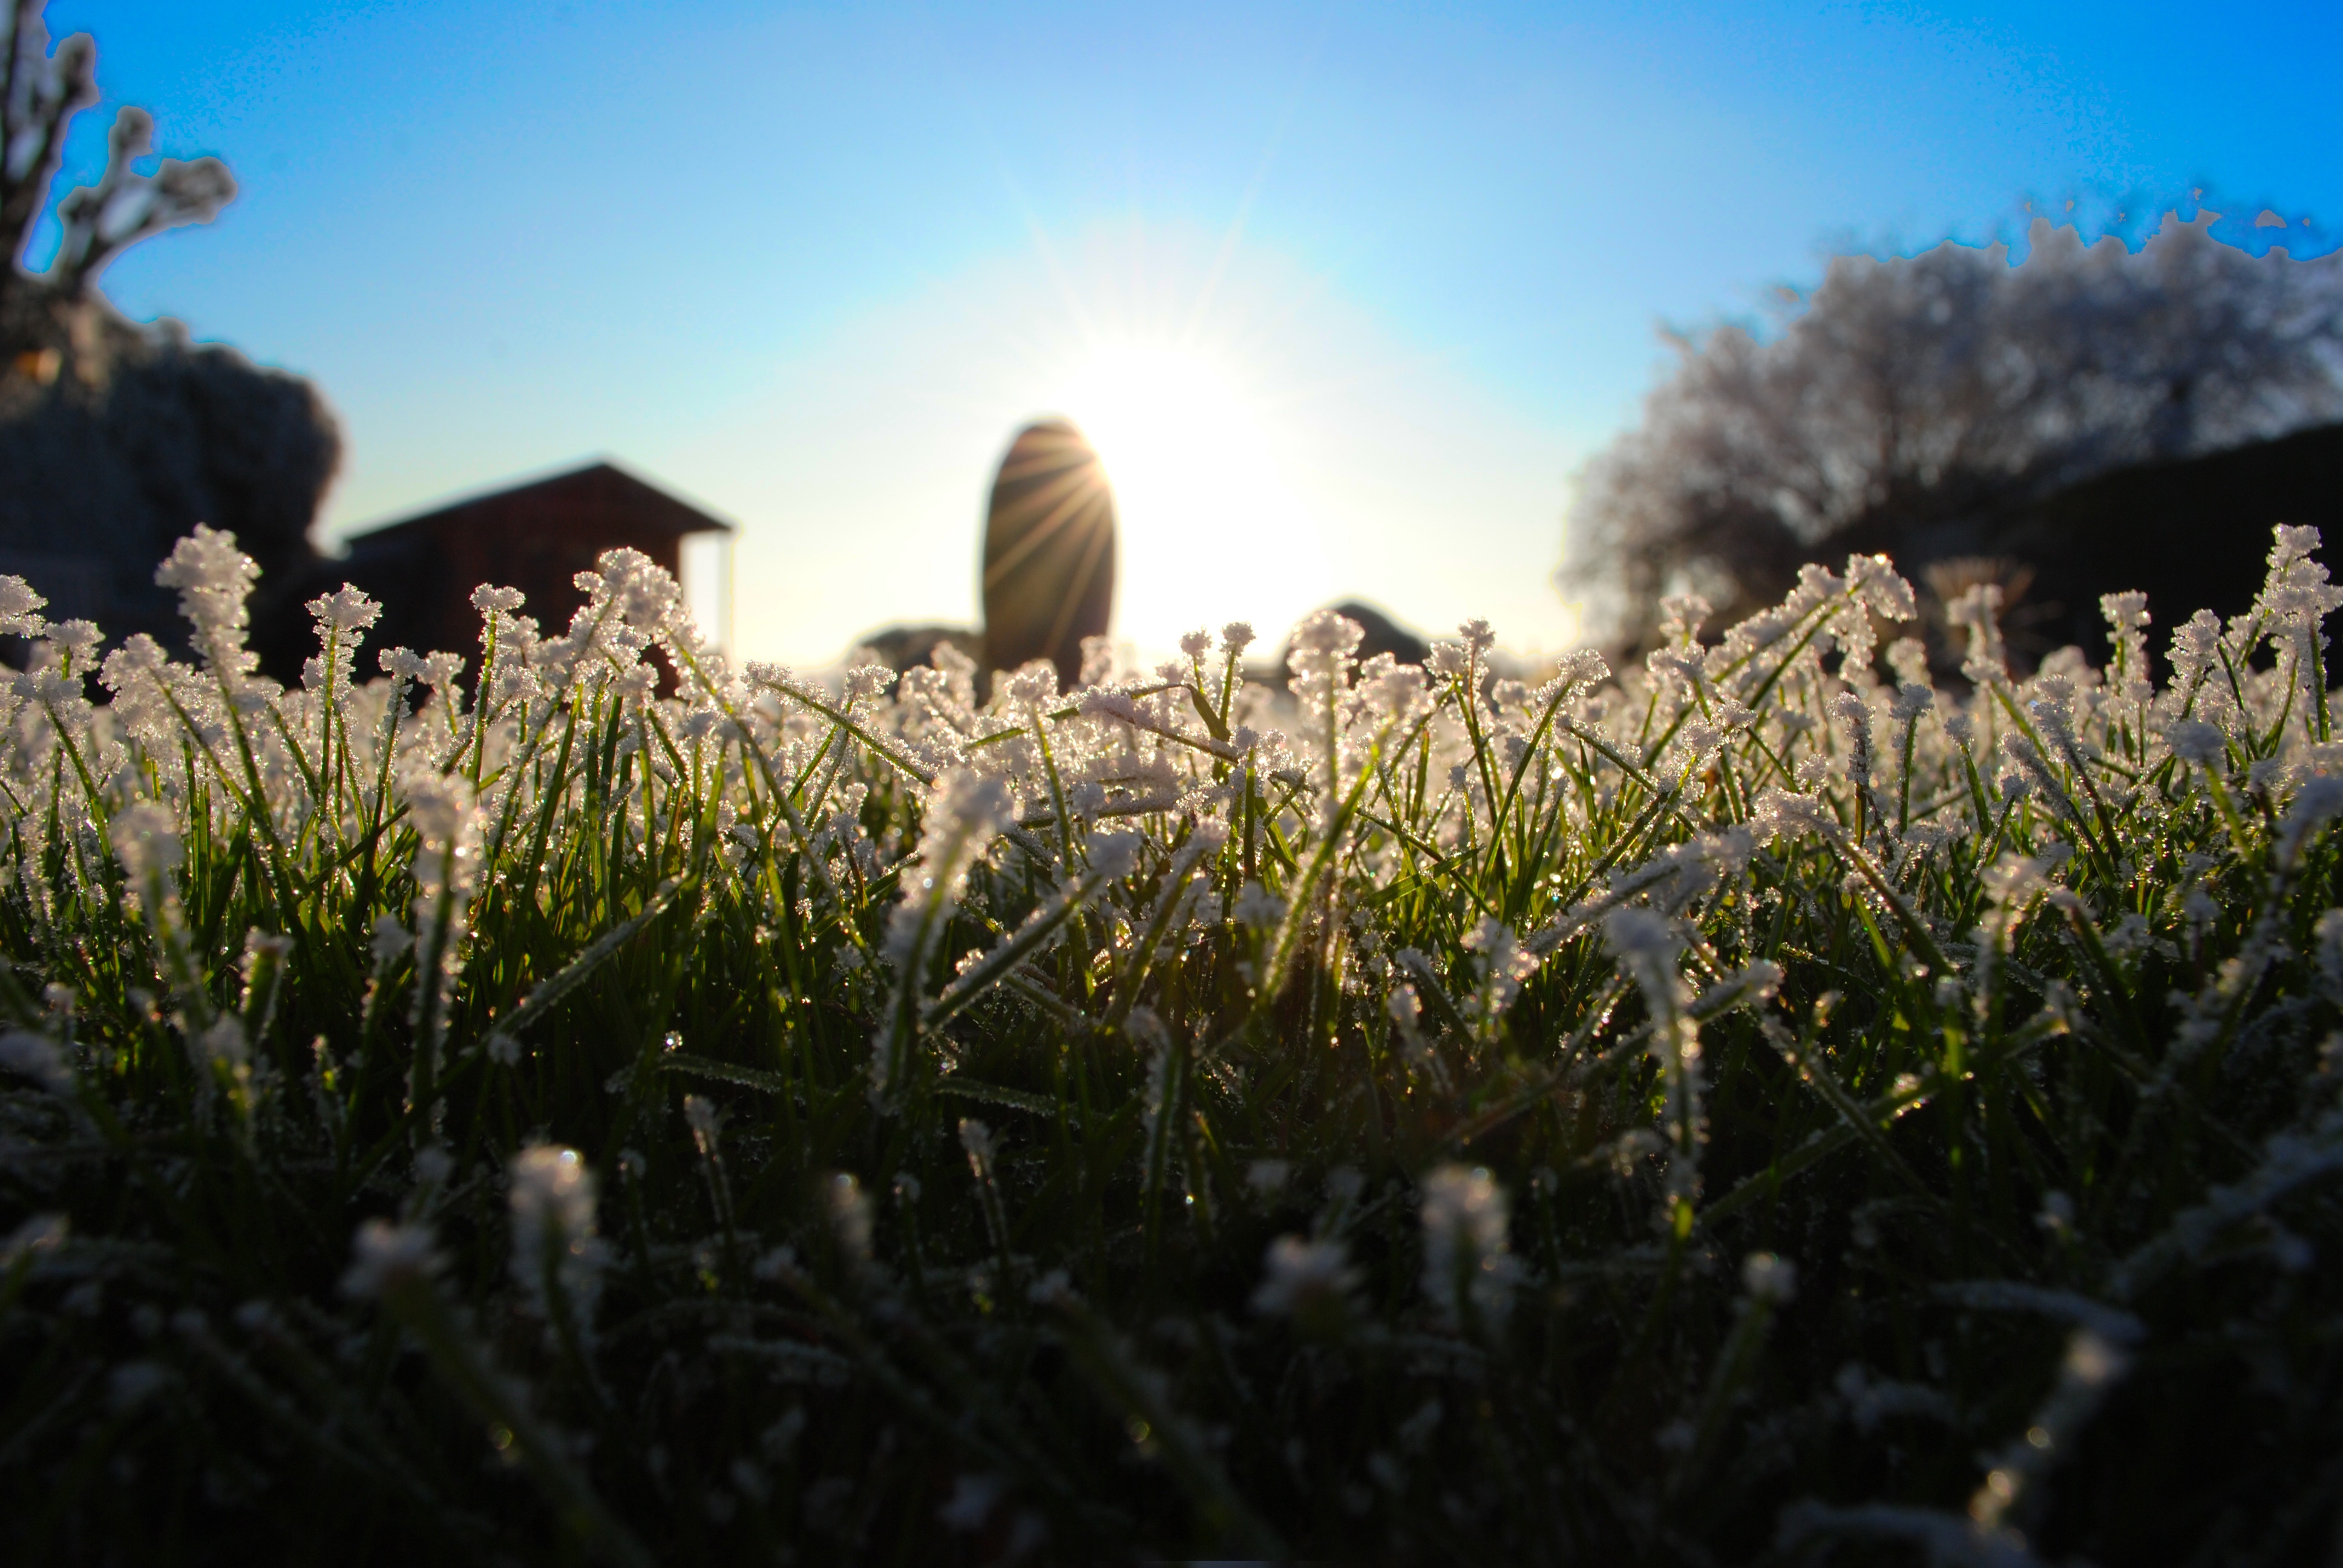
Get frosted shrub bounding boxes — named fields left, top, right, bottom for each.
left=4, top=521, right=2343, bottom=1560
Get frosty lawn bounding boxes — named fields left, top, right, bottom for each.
left=2, top=528, right=2339, bottom=1563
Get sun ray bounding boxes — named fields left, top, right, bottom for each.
left=1181, top=12, right=1332, bottom=348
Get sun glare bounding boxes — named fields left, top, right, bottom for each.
left=1050, top=338, right=1328, bottom=656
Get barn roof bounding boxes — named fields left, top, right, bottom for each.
left=346, top=458, right=735, bottom=543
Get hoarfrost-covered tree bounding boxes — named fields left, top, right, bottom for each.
left=1567, top=212, right=2343, bottom=655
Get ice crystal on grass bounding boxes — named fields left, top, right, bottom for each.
left=1253, top=1235, right=1360, bottom=1325
left=0, top=1030, right=70, bottom=1094
left=1420, top=1165, right=1518, bottom=1330
left=154, top=524, right=261, bottom=687
left=509, top=1145, right=606, bottom=1333
left=340, top=1219, right=442, bottom=1298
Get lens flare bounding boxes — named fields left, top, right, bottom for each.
left=1050, top=338, right=1328, bottom=654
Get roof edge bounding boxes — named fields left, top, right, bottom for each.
left=341, top=455, right=738, bottom=541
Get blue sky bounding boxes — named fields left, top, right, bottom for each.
left=34, top=0, right=2343, bottom=661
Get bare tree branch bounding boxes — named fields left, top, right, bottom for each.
left=50, top=105, right=235, bottom=289
left=1, top=0, right=97, bottom=306
left=2, top=0, right=233, bottom=315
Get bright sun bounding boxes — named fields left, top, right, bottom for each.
left=1049, top=338, right=1328, bottom=656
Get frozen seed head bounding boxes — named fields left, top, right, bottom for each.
left=1420, top=1164, right=1516, bottom=1327
left=931, top=768, right=1015, bottom=838
left=13, top=666, right=77, bottom=706
left=1464, top=917, right=1539, bottom=1016
left=510, top=1146, right=605, bottom=1322
left=997, top=661, right=1058, bottom=708
left=939, top=1474, right=1006, bottom=1533
left=378, top=646, right=428, bottom=681
left=341, top=1218, right=442, bottom=1298
left=586, top=547, right=683, bottom=632
left=2037, top=1191, right=2076, bottom=1235
left=0, top=1030, right=71, bottom=1094
left=2063, top=1329, right=2126, bottom=1388
left=1750, top=788, right=1830, bottom=844
left=1365, top=662, right=1427, bottom=716
left=1245, top=1159, right=1290, bottom=1195
left=155, top=524, right=257, bottom=605
left=399, top=772, right=476, bottom=848
left=1742, top=1251, right=1797, bottom=1305
left=1027, top=1268, right=1076, bottom=1307
left=1084, top=829, right=1143, bottom=881
left=882, top=771, right=1016, bottom=970
left=109, top=1362, right=169, bottom=1413
left=2100, top=590, right=2149, bottom=631
left=109, top=802, right=183, bottom=882
left=510, top=1145, right=597, bottom=1242
left=2278, top=775, right=2343, bottom=868
left=1421, top=1166, right=1514, bottom=1318
left=470, top=583, right=526, bottom=615
left=0, top=575, right=47, bottom=638
left=2270, top=523, right=2325, bottom=574
left=1671, top=720, right=1723, bottom=769
left=196, top=1016, right=249, bottom=1069
left=827, top=1173, right=875, bottom=1276
left=1179, top=629, right=1211, bottom=659
left=370, top=913, right=415, bottom=967
left=1602, top=906, right=1679, bottom=965
left=1079, top=688, right=1141, bottom=725
left=1251, top=1235, right=1361, bottom=1321
left=1844, top=552, right=1917, bottom=620
left=100, top=635, right=164, bottom=694
left=1220, top=621, right=1256, bottom=656
left=1119, top=1003, right=1172, bottom=1050
left=612, top=663, right=658, bottom=703
left=307, top=584, right=382, bottom=633
left=1657, top=593, right=1709, bottom=645
left=412, top=1145, right=455, bottom=1192
left=1291, top=609, right=1365, bottom=659
left=1981, top=853, right=2050, bottom=909
left=957, top=1117, right=995, bottom=1168
left=1, top=1214, right=67, bottom=1270
left=2315, top=910, right=2343, bottom=1002
left=2165, top=719, right=2227, bottom=765
left=1232, top=880, right=1286, bottom=932
left=242, top=929, right=293, bottom=977
left=1556, top=647, right=1609, bottom=687
left=49, top=619, right=99, bottom=658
